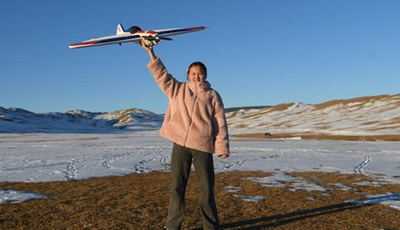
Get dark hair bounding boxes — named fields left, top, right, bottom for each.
left=187, top=61, right=207, bottom=79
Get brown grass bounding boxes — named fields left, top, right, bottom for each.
left=265, top=103, right=296, bottom=113
left=1, top=171, right=400, bottom=230
left=312, top=94, right=397, bottom=110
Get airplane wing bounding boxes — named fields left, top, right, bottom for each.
left=69, top=25, right=205, bottom=49
left=154, top=26, right=205, bottom=37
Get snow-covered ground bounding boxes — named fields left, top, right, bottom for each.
left=1, top=132, right=400, bottom=210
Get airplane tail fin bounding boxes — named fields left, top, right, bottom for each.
left=117, top=23, right=126, bottom=34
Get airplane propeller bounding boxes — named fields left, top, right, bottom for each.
left=159, top=36, right=173, bottom=41
left=129, top=25, right=173, bottom=47
left=141, top=34, right=173, bottom=48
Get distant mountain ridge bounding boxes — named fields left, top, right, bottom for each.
left=227, top=93, right=400, bottom=135
left=1, top=93, right=400, bottom=135
left=0, top=107, right=163, bottom=133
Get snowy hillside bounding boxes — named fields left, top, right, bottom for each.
left=227, top=93, right=400, bottom=135
left=0, top=107, right=163, bottom=133
left=1, top=93, right=400, bottom=135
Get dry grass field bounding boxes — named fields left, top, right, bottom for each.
left=1, top=171, right=400, bottom=230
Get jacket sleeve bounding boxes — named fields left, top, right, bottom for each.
left=212, top=92, right=230, bottom=157
left=147, top=58, right=182, bottom=99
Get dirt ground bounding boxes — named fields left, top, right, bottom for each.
left=1, top=171, right=400, bottom=230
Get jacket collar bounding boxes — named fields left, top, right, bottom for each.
left=188, top=81, right=211, bottom=93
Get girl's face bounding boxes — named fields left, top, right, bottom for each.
left=187, top=66, right=206, bottom=83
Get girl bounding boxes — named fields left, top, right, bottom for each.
left=141, top=39, right=229, bottom=230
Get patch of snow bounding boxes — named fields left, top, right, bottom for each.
left=329, top=183, right=353, bottom=191
left=346, top=193, right=400, bottom=211
left=247, top=172, right=329, bottom=192
left=0, top=189, right=49, bottom=204
left=233, top=194, right=266, bottom=202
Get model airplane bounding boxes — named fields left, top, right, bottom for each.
left=69, top=24, right=205, bottom=49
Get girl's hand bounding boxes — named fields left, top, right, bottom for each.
left=140, top=38, right=151, bottom=51
left=140, top=38, right=157, bottom=61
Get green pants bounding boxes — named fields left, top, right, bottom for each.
left=166, top=143, right=219, bottom=230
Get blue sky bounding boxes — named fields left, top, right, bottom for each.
left=1, top=0, right=399, bottom=114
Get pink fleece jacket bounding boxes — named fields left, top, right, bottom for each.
left=148, top=58, right=230, bottom=157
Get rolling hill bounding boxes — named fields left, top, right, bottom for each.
left=1, top=93, right=399, bottom=139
